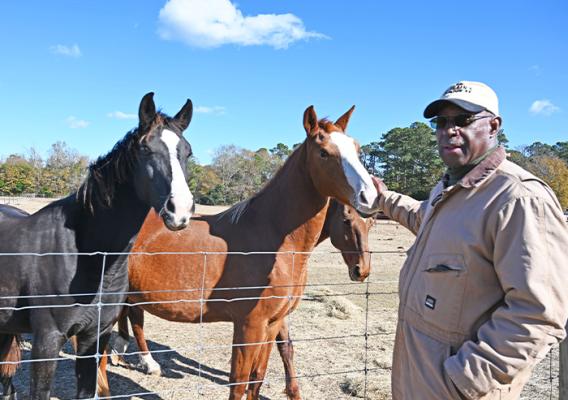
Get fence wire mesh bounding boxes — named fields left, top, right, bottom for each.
left=0, top=223, right=563, bottom=399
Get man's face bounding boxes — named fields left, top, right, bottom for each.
left=434, top=104, right=499, bottom=168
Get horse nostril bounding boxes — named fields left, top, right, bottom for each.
left=353, top=266, right=361, bottom=279
left=165, top=197, right=176, bottom=214
left=359, top=191, right=368, bottom=205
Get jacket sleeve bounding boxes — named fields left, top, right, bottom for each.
left=444, top=195, right=568, bottom=399
left=379, top=190, right=426, bottom=235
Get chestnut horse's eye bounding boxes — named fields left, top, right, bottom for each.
left=320, top=149, right=329, bottom=159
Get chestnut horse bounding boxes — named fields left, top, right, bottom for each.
left=112, top=105, right=377, bottom=399
left=108, top=199, right=373, bottom=399
left=0, top=93, right=195, bottom=400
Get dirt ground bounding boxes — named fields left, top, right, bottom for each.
left=4, top=197, right=561, bottom=399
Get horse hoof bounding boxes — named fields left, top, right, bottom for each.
left=131, top=361, right=161, bottom=376
left=146, top=365, right=162, bottom=376
left=284, top=388, right=301, bottom=400
left=109, top=352, right=120, bottom=366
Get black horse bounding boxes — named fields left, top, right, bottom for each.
left=0, top=92, right=195, bottom=400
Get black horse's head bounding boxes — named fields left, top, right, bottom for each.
left=133, top=92, right=195, bottom=231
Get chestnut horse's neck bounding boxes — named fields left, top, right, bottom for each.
left=217, top=142, right=329, bottom=253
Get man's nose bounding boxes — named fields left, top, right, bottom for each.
left=446, top=122, right=460, bottom=136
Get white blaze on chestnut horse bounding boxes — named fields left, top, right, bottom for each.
left=103, top=105, right=378, bottom=400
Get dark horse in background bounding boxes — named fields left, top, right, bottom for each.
left=0, top=92, right=195, bottom=400
left=109, top=199, right=374, bottom=399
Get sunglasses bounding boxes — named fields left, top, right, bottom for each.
left=429, top=114, right=493, bottom=130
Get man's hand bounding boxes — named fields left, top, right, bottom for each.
left=366, top=175, right=387, bottom=214
left=371, top=175, right=387, bottom=195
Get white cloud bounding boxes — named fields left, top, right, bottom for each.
left=195, top=105, right=226, bottom=115
left=107, top=111, right=137, bottom=120
left=65, top=116, right=90, bottom=129
left=158, top=0, right=328, bottom=49
left=529, top=99, right=560, bottom=116
left=50, top=44, right=82, bottom=58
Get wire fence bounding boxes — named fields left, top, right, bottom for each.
left=0, top=247, right=564, bottom=399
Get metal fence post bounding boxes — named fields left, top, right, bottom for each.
left=560, top=337, right=568, bottom=399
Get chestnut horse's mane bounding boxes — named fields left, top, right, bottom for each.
left=317, top=118, right=343, bottom=133
left=217, top=118, right=346, bottom=226
left=216, top=138, right=309, bottom=225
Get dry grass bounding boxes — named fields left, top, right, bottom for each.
left=3, top=197, right=560, bottom=399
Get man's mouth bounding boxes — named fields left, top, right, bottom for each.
left=443, top=143, right=463, bottom=150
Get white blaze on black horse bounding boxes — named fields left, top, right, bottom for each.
left=0, top=92, right=195, bottom=400
left=159, top=129, right=194, bottom=229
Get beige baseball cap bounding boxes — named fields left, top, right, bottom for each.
left=423, top=81, right=499, bottom=118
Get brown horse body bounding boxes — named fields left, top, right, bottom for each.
left=114, top=106, right=377, bottom=399
left=111, top=199, right=373, bottom=399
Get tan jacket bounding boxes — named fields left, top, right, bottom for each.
left=380, top=147, right=568, bottom=400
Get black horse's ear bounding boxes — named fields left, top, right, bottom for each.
left=303, top=105, right=318, bottom=137
left=139, top=92, right=156, bottom=129
left=173, top=99, right=193, bottom=133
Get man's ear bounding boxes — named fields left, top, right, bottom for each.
left=490, top=116, right=502, bottom=136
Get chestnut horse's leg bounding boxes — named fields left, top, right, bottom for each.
left=129, top=306, right=161, bottom=375
left=229, top=321, right=266, bottom=400
left=97, top=350, right=110, bottom=398
left=275, top=320, right=301, bottom=400
left=245, top=321, right=282, bottom=400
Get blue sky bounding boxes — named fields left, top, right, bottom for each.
left=0, top=0, right=566, bottom=165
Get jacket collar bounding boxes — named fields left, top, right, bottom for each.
left=442, top=146, right=506, bottom=189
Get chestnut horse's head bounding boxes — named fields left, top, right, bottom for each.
left=303, top=105, right=378, bottom=216
left=326, top=200, right=373, bottom=282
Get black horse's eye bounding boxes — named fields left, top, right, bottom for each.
left=141, top=144, right=152, bottom=155
left=320, top=149, right=329, bottom=159
left=343, top=218, right=351, bottom=225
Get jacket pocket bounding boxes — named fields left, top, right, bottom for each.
left=412, top=253, right=468, bottom=332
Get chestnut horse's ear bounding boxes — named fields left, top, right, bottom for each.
left=173, top=99, right=193, bottom=133
left=335, top=105, right=355, bottom=132
left=303, top=105, right=319, bottom=137
left=139, top=92, right=156, bottom=130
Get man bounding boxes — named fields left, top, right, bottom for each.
left=373, top=81, right=568, bottom=399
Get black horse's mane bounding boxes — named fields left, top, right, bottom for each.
left=77, top=111, right=185, bottom=213
left=77, top=128, right=141, bottom=213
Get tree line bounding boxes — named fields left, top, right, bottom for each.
left=2, top=124, right=567, bottom=209
left=0, top=142, right=89, bottom=197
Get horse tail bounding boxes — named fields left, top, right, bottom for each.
left=0, top=335, right=21, bottom=378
